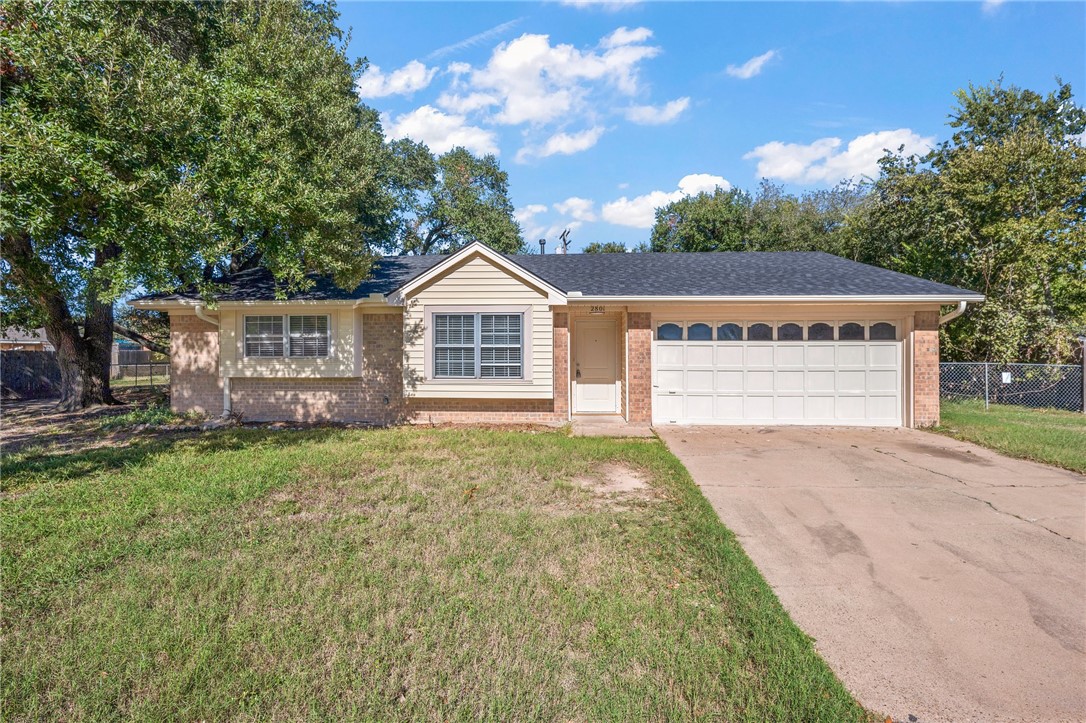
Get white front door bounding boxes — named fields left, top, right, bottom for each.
left=574, top=319, right=619, bottom=413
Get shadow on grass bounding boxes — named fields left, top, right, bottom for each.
left=2, top=427, right=353, bottom=491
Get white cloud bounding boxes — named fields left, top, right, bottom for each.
left=743, top=129, right=935, bottom=184
left=425, top=18, right=523, bottom=60
left=725, top=50, right=778, bottom=80
left=560, top=0, right=642, bottom=10
left=516, top=127, right=606, bottom=163
left=601, top=173, right=730, bottom=228
left=355, top=60, right=437, bottom=98
left=515, top=204, right=549, bottom=227
left=601, top=26, right=653, bottom=48
left=467, top=29, right=660, bottom=126
left=554, top=197, right=597, bottom=222
left=624, top=97, right=690, bottom=125
left=386, top=105, right=500, bottom=156
left=436, top=91, right=499, bottom=114
left=982, top=0, right=1006, bottom=14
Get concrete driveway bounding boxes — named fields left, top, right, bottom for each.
left=657, top=426, right=1086, bottom=723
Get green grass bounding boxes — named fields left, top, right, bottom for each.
left=2, top=427, right=866, bottom=721
left=939, top=399, right=1086, bottom=473
left=97, top=403, right=195, bottom=430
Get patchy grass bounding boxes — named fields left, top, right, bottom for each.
left=938, top=399, right=1086, bottom=474
left=97, top=403, right=197, bottom=431
left=2, top=426, right=866, bottom=721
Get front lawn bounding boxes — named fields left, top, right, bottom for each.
left=1, top=425, right=865, bottom=721
left=939, top=399, right=1086, bottom=474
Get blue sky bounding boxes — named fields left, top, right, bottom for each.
left=343, top=1, right=1085, bottom=250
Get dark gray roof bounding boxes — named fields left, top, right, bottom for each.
left=141, top=250, right=982, bottom=302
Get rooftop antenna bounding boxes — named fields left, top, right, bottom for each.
left=538, top=238, right=546, bottom=254
left=558, top=228, right=571, bottom=255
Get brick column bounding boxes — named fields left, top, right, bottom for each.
left=912, top=310, right=940, bottom=427
left=553, top=310, right=569, bottom=418
left=169, top=313, right=223, bottom=415
left=627, top=312, right=652, bottom=423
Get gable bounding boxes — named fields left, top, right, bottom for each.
left=404, top=252, right=550, bottom=304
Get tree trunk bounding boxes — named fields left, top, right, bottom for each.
left=4, top=232, right=117, bottom=410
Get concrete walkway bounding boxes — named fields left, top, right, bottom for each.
left=570, top=415, right=655, bottom=437
left=657, top=425, right=1086, bottom=723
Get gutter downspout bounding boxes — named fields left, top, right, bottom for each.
left=939, top=300, right=968, bottom=325
left=194, top=304, right=231, bottom=417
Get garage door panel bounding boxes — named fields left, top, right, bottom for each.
left=687, top=369, right=714, bottom=392
left=869, top=344, right=899, bottom=367
left=775, top=346, right=805, bottom=367
left=657, top=369, right=684, bottom=391
left=716, top=346, right=743, bottom=366
left=807, top=370, right=836, bottom=392
left=657, top=345, right=684, bottom=366
left=686, top=345, right=714, bottom=366
left=837, top=396, right=869, bottom=420
left=716, top=396, right=743, bottom=419
left=775, top=396, right=804, bottom=419
left=652, top=338, right=901, bottom=426
left=837, top=345, right=867, bottom=367
left=685, top=395, right=714, bottom=420
left=746, top=345, right=774, bottom=366
left=838, top=370, right=867, bottom=393
left=747, top=370, right=774, bottom=392
left=716, top=370, right=744, bottom=392
left=745, top=396, right=774, bottom=420
left=868, top=395, right=899, bottom=420
left=806, top=345, right=836, bottom=367
left=775, top=370, right=805, bottom=392
left=806, top=396, right=835, bottom=420
left=868, top=369, right=898, bottom=392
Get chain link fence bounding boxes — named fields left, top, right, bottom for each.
left=940, top=362, right=1084, bottom=412
left=110, top=362, right=171, bottom=389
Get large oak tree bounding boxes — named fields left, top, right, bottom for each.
left=2, top=1, right=390, bottom=408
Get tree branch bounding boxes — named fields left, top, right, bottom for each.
left=113, top=323, right=170, bottom=356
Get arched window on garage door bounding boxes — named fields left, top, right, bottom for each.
left=688, top=323, right=712, bottom=340
left=870, top=322, right=897, bottom=340
left=717, top=323, right=743, bottom=341
left=839, top=322, right=865, bottom=341
left=748, top=323, right=773, bottom=341
left=657, top=323, right=683, bottom=340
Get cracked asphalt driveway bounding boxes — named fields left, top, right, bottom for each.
left=657, top=426, right=1086, bottom=723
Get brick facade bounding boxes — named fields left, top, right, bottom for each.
left=170, top=314, right=223, bottom=415
left=626, top=312, right=652, bottom=423
left=912, top=310, right=940, bottom=427
left=230, top=313, right=406, bottom=423
left=552, top=311, right=570, bottom=419
left=169, top=310, right=569, bottom=425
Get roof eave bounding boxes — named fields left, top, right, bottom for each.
left=569, top=294, right=986, bottom=304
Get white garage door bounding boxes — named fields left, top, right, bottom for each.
left=653, top=320, right=902, bottom=426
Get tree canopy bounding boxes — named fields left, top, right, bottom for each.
left=582, top=241, right=629, bottom=253
left=1, top=0, right=390, bottom=407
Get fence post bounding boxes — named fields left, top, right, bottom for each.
left=1080, top=337, right=1085, bottom=413
left=984, top=362, right=990, bottom=410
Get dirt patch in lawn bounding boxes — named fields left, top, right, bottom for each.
left=574, top=462, right=657, bottom=507
left=0, top=389, right=189, bottom=458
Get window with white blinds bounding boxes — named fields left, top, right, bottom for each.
left=244, top=316, right=285, bottom=357
left=288, top=315, right=329, bottom=357
left=433, top=313, right=523, bottom=379
left=243, top=315, right=329, bottom=358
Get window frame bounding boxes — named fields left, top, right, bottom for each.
left=428, top=308, right=529, bottom=381
left=243, top=314, right=331, bottom=359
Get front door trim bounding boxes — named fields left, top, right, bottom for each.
left=572, top=318, right=620, bottom=414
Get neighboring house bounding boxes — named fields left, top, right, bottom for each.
left=0, top=327, right=55, bottom=352
left=131, top=242, right=983, bottom=428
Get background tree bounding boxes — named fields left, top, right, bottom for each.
left=582, top=241, right=628, bottom=253
left=649, top=188, right=752, bottom=252
left=384, top=145, right=523, bottom=255
left=1, top=0, right=390, bottom=409
left=849, top=80, right=1086, bottom=362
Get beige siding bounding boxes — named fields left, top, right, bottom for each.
left=404, top=254, right=554, bottom=399
left=220, top=306, right=357, bottom=378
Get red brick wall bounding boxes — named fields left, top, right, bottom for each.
left=231, top=313, right=405, bottom=424
left=626, top=312, right=652, bottom=423
left=553, top=311, right=570, bottom=419
left=170, top=314, right=223, bottom=415
left=912, top=310, right=940, bottom=427
left=171, top=309, right=566, bottom=425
